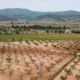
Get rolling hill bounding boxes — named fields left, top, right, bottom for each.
left=0, top=8, right=80, bottom=21
left=36, top=14, right=80, bottom=21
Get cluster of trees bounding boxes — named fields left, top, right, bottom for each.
left=11, top=25, right=68, bottom=34
left=12, top=25, right=68, bottom=30
left=72, top=30, right=80, bottom=34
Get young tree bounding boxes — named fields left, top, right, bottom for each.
left=75, top=74, right=80, bottom=80
left=35, top=64, right=39, bottom=69
left=55, top=60, right=59, bottom=64
left=25, top=69, right=32, bottom=74
left=6, top=57, right=12, bottom=63
left=25, top=61, right=30, bottom=67
left=31, top=59, right=36, bottom=64
left=18, top=73, right=24, bottom=80
left=45, top=66, right=52, bottom=72
left=15, top=59, right=19, bottom=65
left=64, top=68, right=72, bottom=75
left=8, top=69, right=14, bottom=76
left=0, top=68, right=6, bottom=74
left=70, top=64, right=76, bottom=69
left=48, top=75, right=54, bottom=80
left=49, top=63, right=56, bottom=68
left=6, top=64, right=12, bottom=69
left=60, top=75, right=67, bottom=80
left=30, top=76, right=38, bottom=80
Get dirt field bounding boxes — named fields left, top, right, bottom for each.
left=0, top=39, right=80, bottom=80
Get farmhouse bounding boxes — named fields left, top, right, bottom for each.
left=8, top=28, right=15, bottom=34
left=65, top=29, right=71, bottom=34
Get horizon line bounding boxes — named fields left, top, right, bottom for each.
left=0, top=8, right=80, bottom=12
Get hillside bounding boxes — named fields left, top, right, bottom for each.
left=0, top=8, right=44, bottom=18
left=0, top=15, right=17, bottom=21
left=36, top=14, right=80, bottom=21
left=0, top=8, right=80, bottom=21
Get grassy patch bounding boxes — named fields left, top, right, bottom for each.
left=0, top=34, right=80, bottom=41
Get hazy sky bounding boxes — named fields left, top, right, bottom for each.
left=0, top=0, right=80, bottom=12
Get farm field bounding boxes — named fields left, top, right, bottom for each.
left=0, top=34, right=80, bottom=41
left=0, top=38, right=80, bottom=80
left=0, top=1, right=80, bottom=80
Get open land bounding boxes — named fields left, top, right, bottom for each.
left=0, top=34, right=80, bottom=80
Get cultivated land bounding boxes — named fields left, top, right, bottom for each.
left=0, top=37, right=80, bottom=80
left=0, top=34, right=80, bottom=41
left=0, top=9, right=80, bottom=80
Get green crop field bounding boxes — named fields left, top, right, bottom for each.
left=0, top=34, right=80, bottom=41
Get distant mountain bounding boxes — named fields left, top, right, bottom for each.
left=56, top=10, right=80, bottom=15
left=0, top=8, right=80, bottom=21
left=0, top=8, right=44, bottom=18
left=36, top=14, right=80, bottom=21
left=36, top=10, right=80, bottom=21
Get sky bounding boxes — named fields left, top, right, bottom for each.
left=0, top=0, right=80, bottom=12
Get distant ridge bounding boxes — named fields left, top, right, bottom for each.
left=0, top=8, right=80, bottom=21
